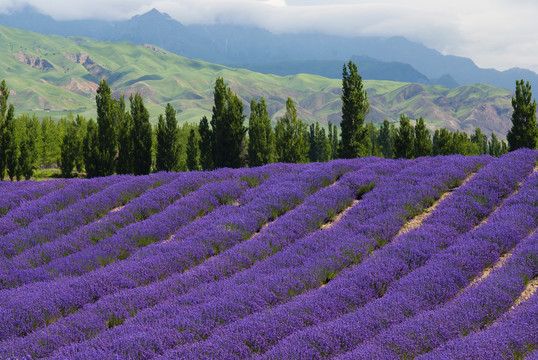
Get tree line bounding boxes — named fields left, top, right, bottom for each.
left=0, top=62, right=535, bottom=180
left=0, top=79, right=196, bottom=180
left=190, top=65, right=512, bottom=172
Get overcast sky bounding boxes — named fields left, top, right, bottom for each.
left=2, top=0, right=537, bottom=73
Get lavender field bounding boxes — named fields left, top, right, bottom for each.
left=0, top=150, right=537, bottom=360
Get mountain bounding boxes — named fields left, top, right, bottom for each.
left=0, top=25, right=515, bottom=138
left=229, top=56, right=439, bottom=86
left=2, top=7, right=537, bottom=90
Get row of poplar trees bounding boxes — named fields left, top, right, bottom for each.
left=194, top=69, right=507, bottom=172
left=71, top=68, right=522, bottom=177
left=1, top=62, right=535, bottom=180
left=66, top=77, right=339, bottom=176
left=0, top=80, right=40, bottom=181
left=81, top=80, right=154, bottom=177
left=71, top=79, right=183, bottom=178
left=336, top=61, right=511, bottom=159
left=196, top=77, right=339, bottom=170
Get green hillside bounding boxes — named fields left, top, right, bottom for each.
left=0, top=25, right=514, bottom=137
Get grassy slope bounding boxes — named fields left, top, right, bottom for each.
left=0, top=25, right=514, bottom=137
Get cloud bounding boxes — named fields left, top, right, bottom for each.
left=1, top=0, right=537, bottom=73
left=0, top=0, right=149, bottom=20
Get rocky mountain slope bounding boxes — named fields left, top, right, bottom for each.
left=0, top=25, right=515, bottom=137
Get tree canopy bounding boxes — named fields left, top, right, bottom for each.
left=248, top=97, right=275, bottom=167
left=275, top=97, right=309, bottom=163
left=211, top=77, right=247, bottom=168
left=339, top=61, right=369, bottom=158
left=507, top=79, right=538, bottom=150
left=156, top=103, right=180, bottom=172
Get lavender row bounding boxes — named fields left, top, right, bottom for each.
left=0, top=160, right=370, bottom=358
left=0, top=178, right=54, bottom=193
left=419, top=281, right=538, bottom=359
left=58, top=172, right=404, bottom=358
left=0, top=171, right=185, bottom=288
left=8, top=172, right=192, bottom=270
left=44, top=160, right=385, bottom=359
left=173, top=153, right=513, bottom=358
left=0, top=175, right=135, bottom=260
left=351, top=224, right=538, bottom=360
left=148, top=156, right=487, bottom=360
left=262, top=150, right=538, bottom=360
left=4, top=170, right=219, bottom=272
left=333, top=168, right=538, bottom=360
left=0, top=175, right=255, bottom=340
left=116, top=160, right=360, bottom=269
left=0, top=179, right=70, bottom=218
left=0, top=164, right=296, bottom=341
left=0, top=175, right=126, bottom=238
left=44, top=162, right=339, bottom=280
left=217, top=150, right=530, bottom=360
left=0, top=179, right=31, bottom=191
left=54, top=156, right=472, bottom=359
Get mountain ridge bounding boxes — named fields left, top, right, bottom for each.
left=0, top=24, right=516, bottom=138
left=1, top=7, right=537, bottom=90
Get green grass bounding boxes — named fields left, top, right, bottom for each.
left=0, top=25, right=514, bottom=137
left=30, top=167, right=63, bottom=181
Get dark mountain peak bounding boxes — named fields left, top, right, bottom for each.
left=434, top=74, right=460, bottom=88
left=134, top=8, right=173, bottom=22
left=0, top=5, right=56, bottom=28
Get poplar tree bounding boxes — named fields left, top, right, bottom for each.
left=198, top=116, right=214, bottom=170
left=339, top=61, right=369, bottom=158
left=394, top=114, right=415, bottom=159
left=471, top=127, right=488, bottom=155
left=4, top=105, right=18, bottom=181
left=414, top=117, right=432, bottom=157
left=211, top=77, right=246, bottom=168
left=0, top=80, right=13, bottom=180
left=18, top=116, right=38, bottom=180
left=452, top=131, right=470, bottom=155
left=130, top=93, right=152, bottom=175
left=507, top=79, right=537, bottom=150
left=308, top=121, right=329, bottom=162
left=365, top=120, right=377, bottom=156
left=248, top=97, right=274, bottom=167
left=489, top=132, right=503, bottom=157
left=18, top=136, right=34, bottom=180
left=432, top=129, right=440, bottom=156
left=116, top=96, right=133, bottom=175
left=83, top=119, right=100, bottom=178
left=156, top=103, right=180, bottom=172
left=327, top=121, right=339, bottom=160
left=186, top=128, right=199, bottom=171
left=95, top=79, right=117, bottom=176
left=155, top=114, right=166, bottom=172
left=74, top=115, right=87, bottom=174
left=433, top=128, right=453, bottom=155
left=40, top=117, right=60, bottom=167
left=60, top=120, right=79, bottom=177
left=165, top=103, right=180, bottom=170
left=275, top=97, right=309, bottom=163
left=501, top=140, right=508, bottom=154
left=378, top=119, right=394, bottom=159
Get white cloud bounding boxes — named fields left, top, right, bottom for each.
left=1, top=0, right=537, bottom=73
